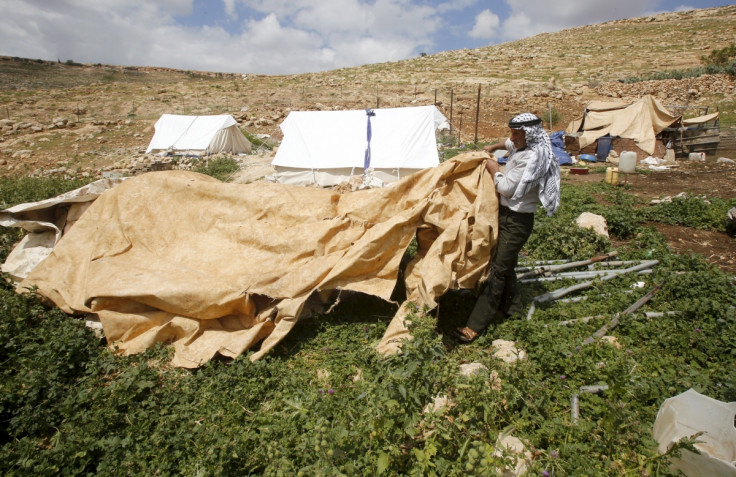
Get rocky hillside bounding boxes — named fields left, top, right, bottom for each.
left=0, top=5, right=734, bottom=178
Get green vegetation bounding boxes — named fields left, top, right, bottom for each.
left=543, top=107, right=563, bottom=130
left=439, top=139, right=490, bottom=161
left=193, top=156, right=240, bottom=182
left=623, top=42, right=736, bottom=83
left=0, top=176, right=734, bottom=475
left=242, top=128, right=275, bottom=151
left=701, top=43, right=736, bottom=67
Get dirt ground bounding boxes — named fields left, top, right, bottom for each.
left=563, top=157, right=736, bottom=273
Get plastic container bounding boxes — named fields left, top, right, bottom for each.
left=580, top=154, right=597, bottom=163
left=653, top=388, right=736, bottom=477
left=596, top=136, right=613, bottom=162
left=605, top=167, right=619, bottom=185
left=619, top=151, right=637, bottom=173
left=688, top=152, right=706, bottom=161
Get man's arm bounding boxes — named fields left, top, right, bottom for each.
left=493, top=150, right=533, bottom=198
left=485, top=158, right=500, bottom=175
left=483, top=142, right=506, bottom=154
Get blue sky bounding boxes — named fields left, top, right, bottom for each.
left=0, top=0, right=732, bottom=75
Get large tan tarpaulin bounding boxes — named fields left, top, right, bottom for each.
left=682, top=111, right=719, bottom=126
left=0, top=177, right=126, bottom=281
left=569, top=95, right=681, bottom=155
left=20, top=153, right=497, bottom=367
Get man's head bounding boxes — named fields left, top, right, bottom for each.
left=508, top=113, right=543, bottom=150
left=510, top=128, right=526, bottom=150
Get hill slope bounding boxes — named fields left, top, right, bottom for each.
left=0, top=5, right=734, bottom=177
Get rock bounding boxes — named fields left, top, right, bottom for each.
left=601, top=335, right=622, bottom=349
left=576, top=212, right=609, bottom=238
left=459, top=362, right=487, bottom=377
left=12, top=150, right=32, bottom=158
left=422, top=394, right=451, bottom=414
left=492, top=339, right=527, bottom=363
left=493, top=434, right=532, bottom=477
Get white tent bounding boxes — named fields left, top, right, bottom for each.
left=269, top=105, right=450, bottom=187
left=146, top=114, right=252, bottom=155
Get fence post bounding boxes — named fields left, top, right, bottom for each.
left=474, top=84, right=481, bottom=144
left=449, top=89, right=454, bottom=135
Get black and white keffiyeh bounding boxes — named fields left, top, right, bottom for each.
left=508, top=113, right=560, bottom=216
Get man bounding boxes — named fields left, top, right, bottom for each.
left=455, top=113, right=560, bottom=342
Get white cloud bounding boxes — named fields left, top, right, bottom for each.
left=0, top=0, right=444, bottom=74
left=496, top=0, right=660, bottom=41
left=1, top=0, right=717, bottom=75
left=469, top=9, right=501, bottom=39
left=672, top=4, right=697, bottom=12
left=437, top=0, right=478, bottom=14
left=222, top=0, right=238, bottom=18
left=291, top=0, right=370, bottom=33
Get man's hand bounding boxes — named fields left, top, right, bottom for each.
left=485, top=158, right=500, bottom=175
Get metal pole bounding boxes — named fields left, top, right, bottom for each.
left=474, top=84, right=481, bottom=144
left=449, top=89, right=454, bottom=134
left=526, top=260, right=660, bottom=320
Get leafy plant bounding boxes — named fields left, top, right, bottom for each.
left=193, top=156, right=240, bottom=182
left=644, top=193, right=736, bottom=232
left=242, top=128, right=275, bottom=151
left=1, top=176, right=735, bottom=476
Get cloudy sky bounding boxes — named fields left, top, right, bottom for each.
left=0, top=0, right=731, bottom=75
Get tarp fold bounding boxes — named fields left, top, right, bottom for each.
left=18, top=153, right=497, bottom=367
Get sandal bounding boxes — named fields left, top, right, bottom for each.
left=454, top=326, right=479, bottom=343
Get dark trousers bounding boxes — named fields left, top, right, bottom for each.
left=466, top=205, right=535, bottom=333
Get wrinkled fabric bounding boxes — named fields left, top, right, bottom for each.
left=21, top=153, right=497, bottom=367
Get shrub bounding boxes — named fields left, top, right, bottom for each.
left=644, top=193, right=736, bottom=232
left=193, top=157, right=240, bottom=182
left=242, top=129, right=275, bottom=151
left=701, top=43, right=736, bottom=67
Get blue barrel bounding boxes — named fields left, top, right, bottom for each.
left=596, top=136, right=613, bottom=162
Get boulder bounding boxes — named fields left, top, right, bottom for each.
left=492, top=339, right=527, bottom=364
left=576, top=212, right=609, bottom=238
